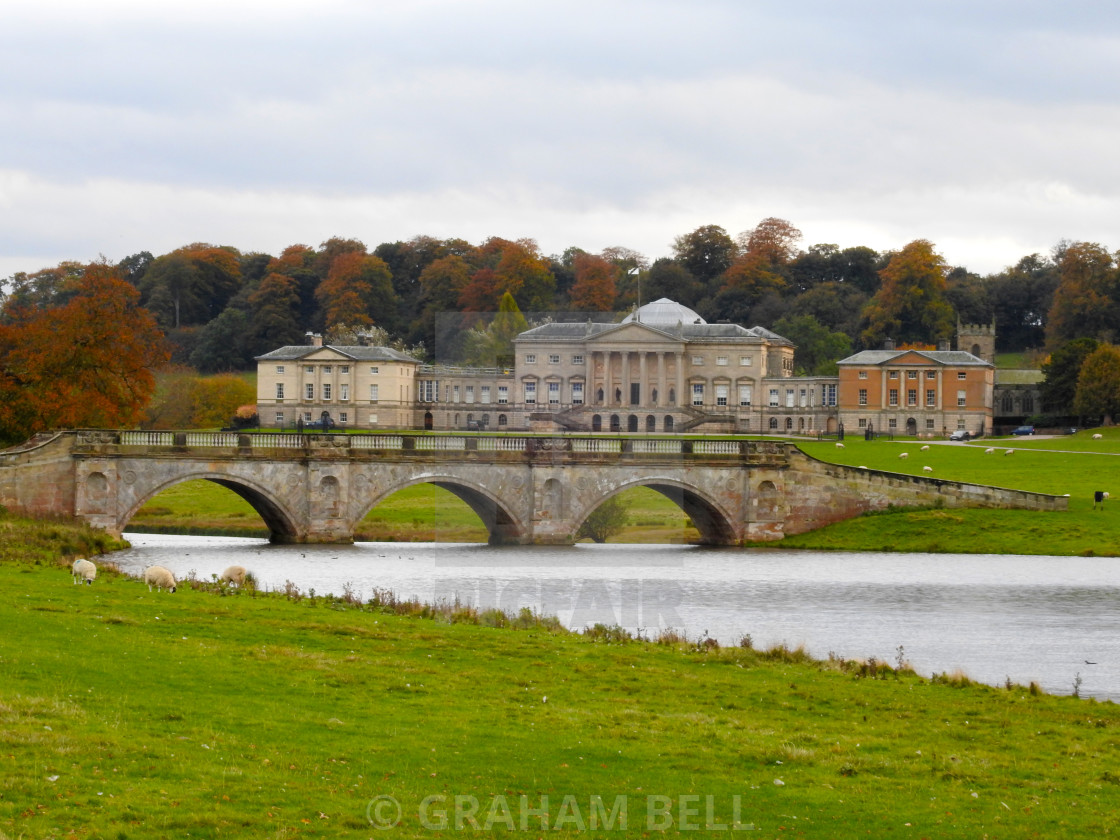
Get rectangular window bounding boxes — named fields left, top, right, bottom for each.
left=571, top=382, right=583, bottom=404
left=548, top=382, right=560, bottom=404
left=957, top=389, right=966, bottom=407
left=498, top=385, right=509, bottom=404
left=322, top=383, right=332, bottom=401
left=889, top=388, right=898, bottom=406
left=799, top=388, right=808, bottom=408
left=466, top=385, right=475, bottom=403
left=785, top=389, right=794, bottom=408
left=907, top=389, right=917, bottom=406
left=305, top=365, right=314, bottom=374
left=340, top=365, right=349, bottom=374
left=958, top=371, right=967, bottom=380
left=739, top=356, right=752, bottom=366
left=419, top=381, right=436, bottom=402
left=273, top=411, right=285, bottom=426
left=525, top=354, right=537, bottom=364
left=739, top=385, right=752, bottom=406
left=926, top=370, right=936, bottom=379
left=716, top=384, right=729, bottom=406
left=716, top=356, right=728, bottom=366
left=824, top=384, right=837, bottom=407
left=340, top=384, right=349, bottom=402
left=926, top=389, right=936, bottom=407
left=369, top=413, right=378, bottom=424
left=907, top=370, right=917, bottom=380
left=858, top=370, right=868, bottom=379
left=549, top=354, right=560, bottom=365
left=926, top=419, right=935, bottom=430
left=276, top=383, right=285, bottom=399
left=889, top=370, right=899, bottom=379
left=524, top=382, right=536, bottom=404
left=369, top=384, right=379, bottom=402
left=370, top=366, right=379, bottom=375
left=305, top=383, right=314, bottom=400
left=481, top=386, right=491, bottom=404
left=957, top=419, right=966, bottom=430
left=453, top=385, right=460, bottom=403
left=888, top=418, right=898, bottom=429
left=276, top=365, right=285, bottom=374
left=322, top=365, right=332, bottom=374
left=858, top=388, right=867, bottom=406
left=339, top=412, right=348, bottom=423
left=572, top=355, right=584, bottom=365
left=767, top=388, right=778, bottom=407
left=692, top=383, right=704, bottom=406
left=692, top=355, right=704, bottom=365
left=858, top=418, right=867, bottom=429
left=304, top=411, right=313, bottom=422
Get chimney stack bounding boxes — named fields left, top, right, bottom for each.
left=883, top=338, right=895, bottom=350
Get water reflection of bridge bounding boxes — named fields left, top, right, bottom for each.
left=0, top=430, right=1066, bottom=545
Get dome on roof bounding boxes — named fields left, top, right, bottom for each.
left=621, top=298, right=706, bottom=327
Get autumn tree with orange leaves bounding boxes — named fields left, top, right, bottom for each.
left=0, top=262, right=169, bottom=444
left=569, top=253, right=617, bottom=311
left=860, top=239, right=955, bottom=349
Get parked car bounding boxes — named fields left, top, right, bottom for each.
left=949, top=430, right=971, bottom=441
left=1012, top=425, right=1035, bottom=435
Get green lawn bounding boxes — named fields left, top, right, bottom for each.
left=3, top=535, right=1120, bottom=839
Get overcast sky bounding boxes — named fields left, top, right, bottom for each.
left=2, top=0, right=1119, bottom=279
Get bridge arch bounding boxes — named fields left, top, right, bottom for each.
left=573, top=477, right=738, bottom=546
left=120, top=472, right=302, bottom=542
left=357, top=474, right=527, bottom=546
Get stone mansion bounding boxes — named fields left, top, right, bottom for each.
left=256, top=299, right=1028, bottom=437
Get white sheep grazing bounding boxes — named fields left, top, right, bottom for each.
left=922, top=465, right=933, bottom=472
left=835, top=442, right=845, bottom=449
left=985, top=447, right=995, bottom=454
left=1093, top=433, right=1103, bottom=440
left=920, top=445, right=930, bottom=451
left=143, top=565, right=177, bottom=593
left=898, top=452, right=909, bottom=459
left=72, top=558, right=96, bottom=586
left=1004, top=449, right=1014, bottom=455
left=220, top=565, right=247, bottom=586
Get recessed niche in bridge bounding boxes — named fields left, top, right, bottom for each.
left=756, top=480, right=780, bottom=520
left=84, top=471, right=109, bottom=514
left=314, top=475, right=341, bottom=519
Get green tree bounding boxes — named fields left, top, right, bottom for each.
left=1074, top=344, right=1120, bottom=425
left=462, top=292, right=528, bottom=368
left=773, top=314, right=852, bottom=375
left=988, top=253, right=1058, bottom=352
left=1045, top=242, right=1119, bottom=348
left=247, top=273, right=305, bottom=353
left=1041, top=337, right=1099, bottom=415
left=645, top=258, right=703, bottom=308
left=576, top=494, right=630, bottom=543
left=190, top=308, right=253, bottom=372
left=672, top=224, right=738, bottom=287
left=861, top=239, right=955, bottom=348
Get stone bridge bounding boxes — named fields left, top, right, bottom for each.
left=0, top=430, right=1067, bottom=545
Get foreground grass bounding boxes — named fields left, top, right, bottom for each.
left=3, top=525, right=1120, bottom=839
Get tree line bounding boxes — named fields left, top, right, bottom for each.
left=3, top=220, right=1120, bottom=440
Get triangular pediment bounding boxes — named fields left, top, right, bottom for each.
left=302, top=347, right=357, bottom=362
left=890, top=350, right=940, bottom=366
left=587, top=321, right=682, bottom=347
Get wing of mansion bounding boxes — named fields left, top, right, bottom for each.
left=256, top=299, right=1033, bottom=437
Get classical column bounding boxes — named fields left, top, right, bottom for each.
left=657, top=351, right=666, bottom=406
left=638, top=351, right=647, bottom=406
left=676, top=352, right=685, bottom=406
left=621, top=351, right=631, bottom=405
left=604, top=351, right=613, bottom=406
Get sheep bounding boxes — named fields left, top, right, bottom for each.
left=835, top=442, right=845, bottom=449
left=898, top=452, right=909, bottom=459
left=143, top=565, right=177, bottom=593
left=1004, top=449, right=1014, bottom=455
left=220, top=565, right=247, bottom=586
left=922, top=466, right=933, bottom=472
left=1094, top=491, right=1110, bottom=509
left=984, top=447, right=995, bottom=454
left=920, top=445, right=930, bottom=451
left=1093, top=433, right=1103, bottom=440
left=71, top=558, right=96, bottom=586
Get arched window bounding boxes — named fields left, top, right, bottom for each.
left=627, top=415, right=639, bottom=432
left=769, top=417, right=779, bottom=430
left=645, top=415, right=656, bottom=431
left=1002, top=394, right=1014, bottom=413
left=592, top=414, right=602, bottom=431
left=610, top=414, right=621, bottom=431
left=785, top=417, right=793, bottom=430
left=498, top=414, right=507, bottom=426
left=664, top=415, right=674, bottom=432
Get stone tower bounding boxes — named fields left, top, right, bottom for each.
left=956, top=320, right=996, bottom=364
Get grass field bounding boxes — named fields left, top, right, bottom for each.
left=3, top=524, right=1120, bottom=839
left=128, top=429, right=1120, bottom=555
